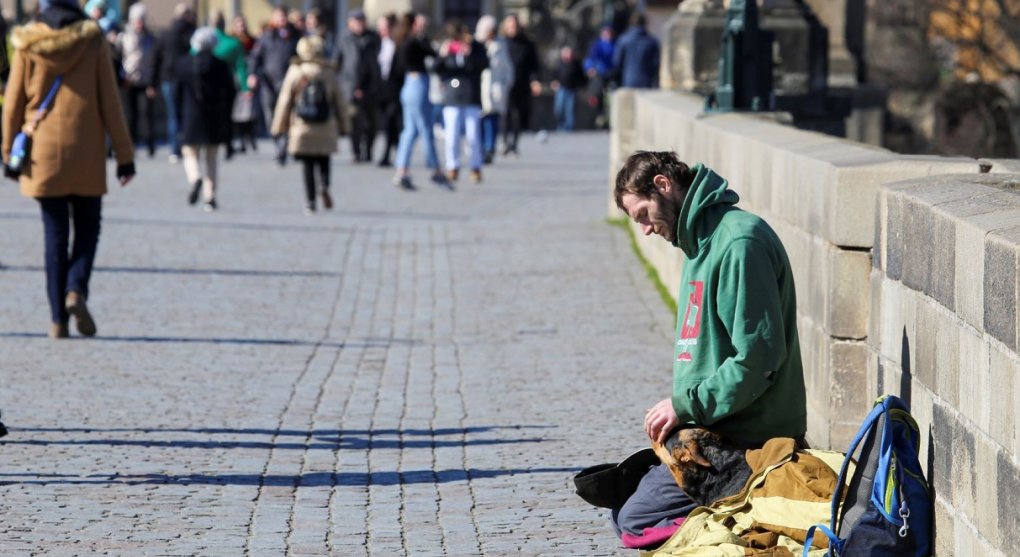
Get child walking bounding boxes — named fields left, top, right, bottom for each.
left=271, top=35, right=344, bottom=214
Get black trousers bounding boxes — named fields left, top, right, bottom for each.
left=298, top=155, right=330, bottom=206
left=503, top=92, right=532, bottom=152
left=378, top=98, right=402, bottom=162
left=37, top=195, right=102, bottom=324
left=350, top=99, right=378, bottom=161
left=124, top=85, right=155, bottom=156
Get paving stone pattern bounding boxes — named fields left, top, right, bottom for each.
left=0, top=133, right=672, bottom=556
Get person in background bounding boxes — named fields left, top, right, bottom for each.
left=551, top=45, right=586, bottom=132
left=336, top=9, right=381, bottom=164
left=153, top=2, right=196, bottom=163
left=436, top=21, right=488, bottom=184
left=248, top=7, right=299, bottom=166
left=304, top=9, right=335, bottom=59
left=3, top=0, right=135, bottom=339
left=475, top=15, right=513, bottom=165
left=288, top=9, right=305, bottom=36
left=211, top=11, right=247, bottom=159
left=613, top=12, right=660, bottom=89
left=84, top=0, right=119, bottom=34
left=175, top=27, right=234, bottom=212
left=583, top=25, right=615, bottom=129
left=392, top=12, right=443, bottom=191
left=271, top=35, right=344, bottom=215
left=375, top=13, right=404, bottom=168
left=500, top=13, right=541, bottom=156
left=117, top=3, right=157, bottom=158
left=230, top=14, right=258, bottom=153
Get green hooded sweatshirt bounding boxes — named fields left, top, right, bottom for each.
left=670, top=164, right=806, bottom=444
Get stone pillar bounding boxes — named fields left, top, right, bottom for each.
left=802, top=0, right=858, bottom=86
left=659, top=0, right=728, bottom=94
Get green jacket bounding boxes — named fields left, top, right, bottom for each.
left=670, top=164, right=806, bottom=444
left=212, top=29, right=248, bottom=92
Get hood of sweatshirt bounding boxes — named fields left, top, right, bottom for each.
left=675, top=164, right=740, bottom=258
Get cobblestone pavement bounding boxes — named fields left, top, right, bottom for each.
left=0, top=133, right=673, bottom=556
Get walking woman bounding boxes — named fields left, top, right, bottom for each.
left=391, top=13, right=444, bottom=190
left=176, top=27, right=234, bottom=211
left=2, top=0, right=135, bottom=339
left=271, top=35, right=344, bottom=214
left=437, top=22, right=488, bottom=183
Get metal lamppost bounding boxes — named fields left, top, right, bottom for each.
left=706, top=0, right=775, bottom=112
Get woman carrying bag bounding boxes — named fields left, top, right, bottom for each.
left=2, top=0, right=135, bottom=339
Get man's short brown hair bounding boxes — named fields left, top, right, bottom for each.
left=614, top=151, right=694, bottom=211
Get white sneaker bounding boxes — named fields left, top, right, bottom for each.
left=168, top=154, right=180, bottom=164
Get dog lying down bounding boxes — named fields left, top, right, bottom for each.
left=652, top=426, right=754, bottom=508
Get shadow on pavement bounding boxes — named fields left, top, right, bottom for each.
left=0, top=467, right=579, bottom=486
left=1, top=265, right=342, bottom=278
left=0, top=333, right=418, bottom=349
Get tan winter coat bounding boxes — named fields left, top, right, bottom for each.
left=270, top=58, right=345, bottom=156
left=2, top=20, right=133, bottom=198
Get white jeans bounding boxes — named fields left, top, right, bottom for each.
left=182, top=144, right=219, bottom=202
left=442, top=105, right=483, bottom=171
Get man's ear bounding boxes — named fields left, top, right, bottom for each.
left=652, top=174, right=671, bottom=195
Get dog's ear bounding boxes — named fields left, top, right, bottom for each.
left=679, top=436, right=713, bottom=468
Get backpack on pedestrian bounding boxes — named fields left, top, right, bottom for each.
left=803, top=395, right=932, bottom=557
left=295, top=76, right=331, bottom=123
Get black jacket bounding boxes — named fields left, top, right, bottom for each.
left=153, top=17, right=195, bottom=84
left=505, top=34, right=540, bottom=98
left=175, top=51, right=235, bottom=145
left=249, top=24, right=300, bottom=88
left=556, top=58, right=587, bottom=90
left=436, top=40, right=488, bottom=107
left=336, top=29, right=381, bottom=102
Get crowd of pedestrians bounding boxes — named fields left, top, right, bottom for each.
left=0, top=1, right=662, bottom=340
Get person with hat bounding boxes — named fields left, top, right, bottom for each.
left=606, top=151, right=808, bottom=548
left=2, top=0, right=135, bottom=338
left=335, top=9, right=381, bottom=164
left=271, top=35, right=344, bottom=215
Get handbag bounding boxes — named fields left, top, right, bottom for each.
left=7, top=75, right=63, bottom=177
left=231, top=91, right=254, bottom=123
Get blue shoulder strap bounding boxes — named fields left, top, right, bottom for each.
left=802, top=524, right=840, bottom=557
left=27, top=76, right=63, bottom=133
left=829, top=398, right=888, bottom=527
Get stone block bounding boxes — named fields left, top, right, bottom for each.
left=826, top=245, right=872, bottom=340
left=988, top=346, right=1018, bottom=455
left=878, top=277, right=907, bottom=367
left=899, top=196, right=934, bottom=298
left=912, top=297, right=937, bottom=391
left=954, top=217, right=988, bottom=333
left=885, top=191, right=904, bottom=281
left=973, top=434, right=1001, bottom=548
left=983, top=229, right=1019, bottom=351
left=829, top=340, right=871, bottom=438
left=996, top=450, right=1020, bottom=552
left=932, top=308, right=961, bottom=408
left=909, top=380, right=935, bottom=474
left=957, top=326, right=990, bottom=431
left=611, top=88, right=636, bottom=137
left=933, top=498, right=955, bottom=557
left=868, top=269, right=883, bottom=354
left=931, top=404, right=956, bottom=505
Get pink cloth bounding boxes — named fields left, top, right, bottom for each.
left=620, top=517, right=686, bottom=549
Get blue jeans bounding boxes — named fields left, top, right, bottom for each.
left=395, top=74, right=439, bottom=171
left=160, top=81, right=180, bottom=156
left=554, top=88, right=577, bottom=131
left=481, top=113, right=500, bottom=157
left=38, top=196, right=102, bottom=324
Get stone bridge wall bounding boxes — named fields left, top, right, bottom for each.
left=609, top=88, right=1020, bottom=555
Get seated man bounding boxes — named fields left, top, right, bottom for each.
left=611, top=151, right=807, bottom=548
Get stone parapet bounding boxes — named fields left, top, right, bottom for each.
left=611, top=88, right=1020, bottom=552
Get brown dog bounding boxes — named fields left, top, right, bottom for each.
left=652, top=426, right=754, bottom=508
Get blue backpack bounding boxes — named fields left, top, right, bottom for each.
left=803, top=395, right=932, bottom=557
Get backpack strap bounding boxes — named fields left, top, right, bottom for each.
left=802, top=524, right=840, bottom=557
left=830, top=399, right=888, bottom=529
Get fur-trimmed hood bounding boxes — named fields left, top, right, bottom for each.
left=11, top=20, right=101, bottom=72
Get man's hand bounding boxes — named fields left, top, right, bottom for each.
left=247, top=74, right=258, bottom=90
left=644, top=398, right=679, bottom=444
left=145, top=86, right=156, bottom=99
left=530, top=80, right=542, bottom=96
